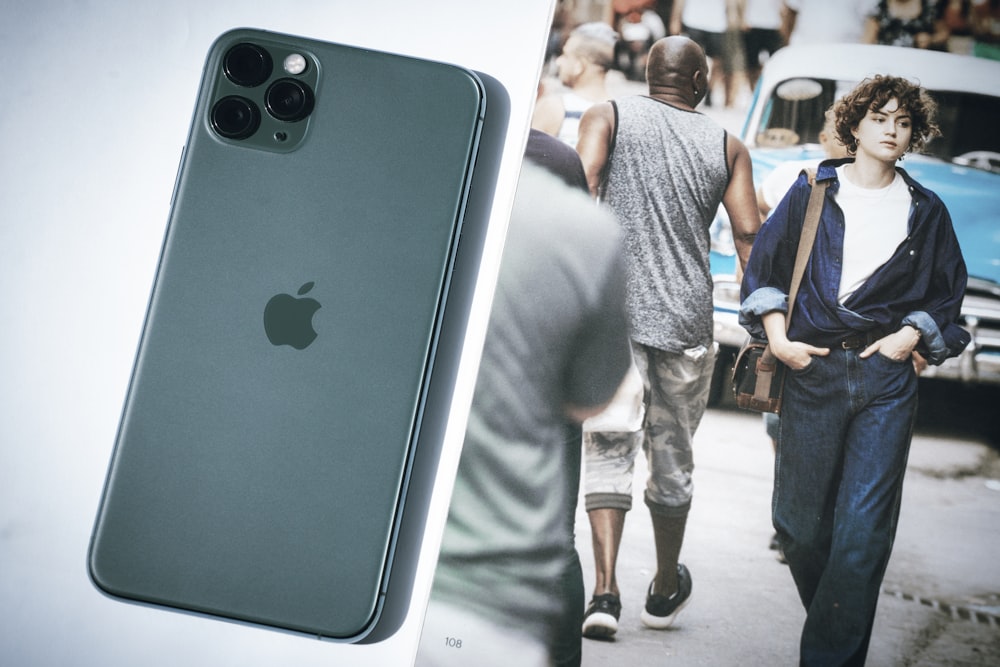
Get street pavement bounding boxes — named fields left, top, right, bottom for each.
left=575, top=384, right=1000, bottom=666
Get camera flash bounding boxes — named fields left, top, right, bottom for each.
left=283, top=53, right=307, bottom=75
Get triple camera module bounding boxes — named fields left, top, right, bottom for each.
left=211, top=43, right=316, bottom=142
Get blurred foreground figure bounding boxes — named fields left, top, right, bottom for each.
left=416, top=162, right=631, bottom=666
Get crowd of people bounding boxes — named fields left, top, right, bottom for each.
left=417, top=4, right=974, bottom=666
left=543, top=0, right=1000, bottom=107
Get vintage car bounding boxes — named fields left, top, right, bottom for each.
left=709, top=43, right=1000, bottom=403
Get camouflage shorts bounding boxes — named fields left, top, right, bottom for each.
left=583, top=341, right=715, bottom=514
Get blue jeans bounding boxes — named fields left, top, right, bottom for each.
left=774, top=349, right=917, bottom=667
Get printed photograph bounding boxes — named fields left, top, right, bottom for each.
left=418, top=2, right=1000, bottom=665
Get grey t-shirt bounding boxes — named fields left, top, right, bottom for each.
left=430, top=163, right=631, bottom=643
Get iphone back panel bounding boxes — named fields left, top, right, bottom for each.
left=89, top=28, right=486, bottom=640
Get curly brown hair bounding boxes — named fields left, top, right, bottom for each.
left=833, top=75, right=941, bottom=155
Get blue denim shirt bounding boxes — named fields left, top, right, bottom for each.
left=740, top=158, right=970, bottom=365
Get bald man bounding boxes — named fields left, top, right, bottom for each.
left=575, top=36, right=760, bottom=639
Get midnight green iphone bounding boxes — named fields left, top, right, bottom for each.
left=89, top=28, right=486, bottom=641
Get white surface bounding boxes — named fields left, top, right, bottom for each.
left=0, top=2, right=554, bottom=664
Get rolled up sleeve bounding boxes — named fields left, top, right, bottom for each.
left=739, top=287, right=788, bottom=339
left=902, top=310, right=970, bottom=366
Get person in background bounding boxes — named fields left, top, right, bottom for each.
left=862, top=0, right=952, bottom=49
left=574, top=35, right=760, bottom=640
left=781, top=0, right=881, bottom=45
left=670, top=0, right=738, bottom=107
left=740, top=74, right=969, bottom=665
left=940, top=0, right=976, bottom=53
left=740, top=0, right=787, bottom=92
left=532, top=22, right=619, bottom=148
left=543, top=2, right=577, bottom=67
left=970, top=0, right=1000, bottom=59
left=613, top=2, right=668, bottom=80
left=757, top=107, right=850, bottom=218
left=524, top=126, right=589, bottom=193
left=416, top=161, right=631, bottom=667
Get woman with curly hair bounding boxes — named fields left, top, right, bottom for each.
left=739, top=75, right=970, bottom=665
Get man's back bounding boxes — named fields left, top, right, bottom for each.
left=572, top=35, right=761, bottom=648
left=602, top=96, right=728, bottom=352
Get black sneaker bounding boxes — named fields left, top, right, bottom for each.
left=581, top=593, right=621, bottom=638
left=640, top=563, right=692, bottom=629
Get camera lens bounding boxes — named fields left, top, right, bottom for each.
left=211, top=96, right=261, bottom=139
left=265, top=78, right=315, bottom=122
left=223, top=43, right=273, bottom=87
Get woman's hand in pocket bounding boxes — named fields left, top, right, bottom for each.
left=771, top=339, right=830, bottom=371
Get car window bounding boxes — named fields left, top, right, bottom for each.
left=757, top=78, right=837, bottom=147
left=924, top=91, right=1000, bottom=172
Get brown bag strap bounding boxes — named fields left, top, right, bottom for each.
left=759, top=169, right=828, bottom=369
left=752, top=344, right=780, bottom=408
left=785, top=168, right=828, bottom=331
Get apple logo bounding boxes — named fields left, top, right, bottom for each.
left=263, top=282, right=321, bottom=350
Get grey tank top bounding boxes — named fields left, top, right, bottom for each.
left=602, top=96, right=729, bottom=352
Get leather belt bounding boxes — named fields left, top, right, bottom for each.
left=838, top=329, right=886, bottom=350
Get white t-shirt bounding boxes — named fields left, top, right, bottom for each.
left=785, top=0, right=880, bottom=45
left=760, top=159, right=820, bottom=211
left=682, top=0, right=729, bottom=33
left=835, top=165, right=912, bottom=303
left=556, top=90, right=595, bottom=148
left=745, top=0, right=784, bottom=30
